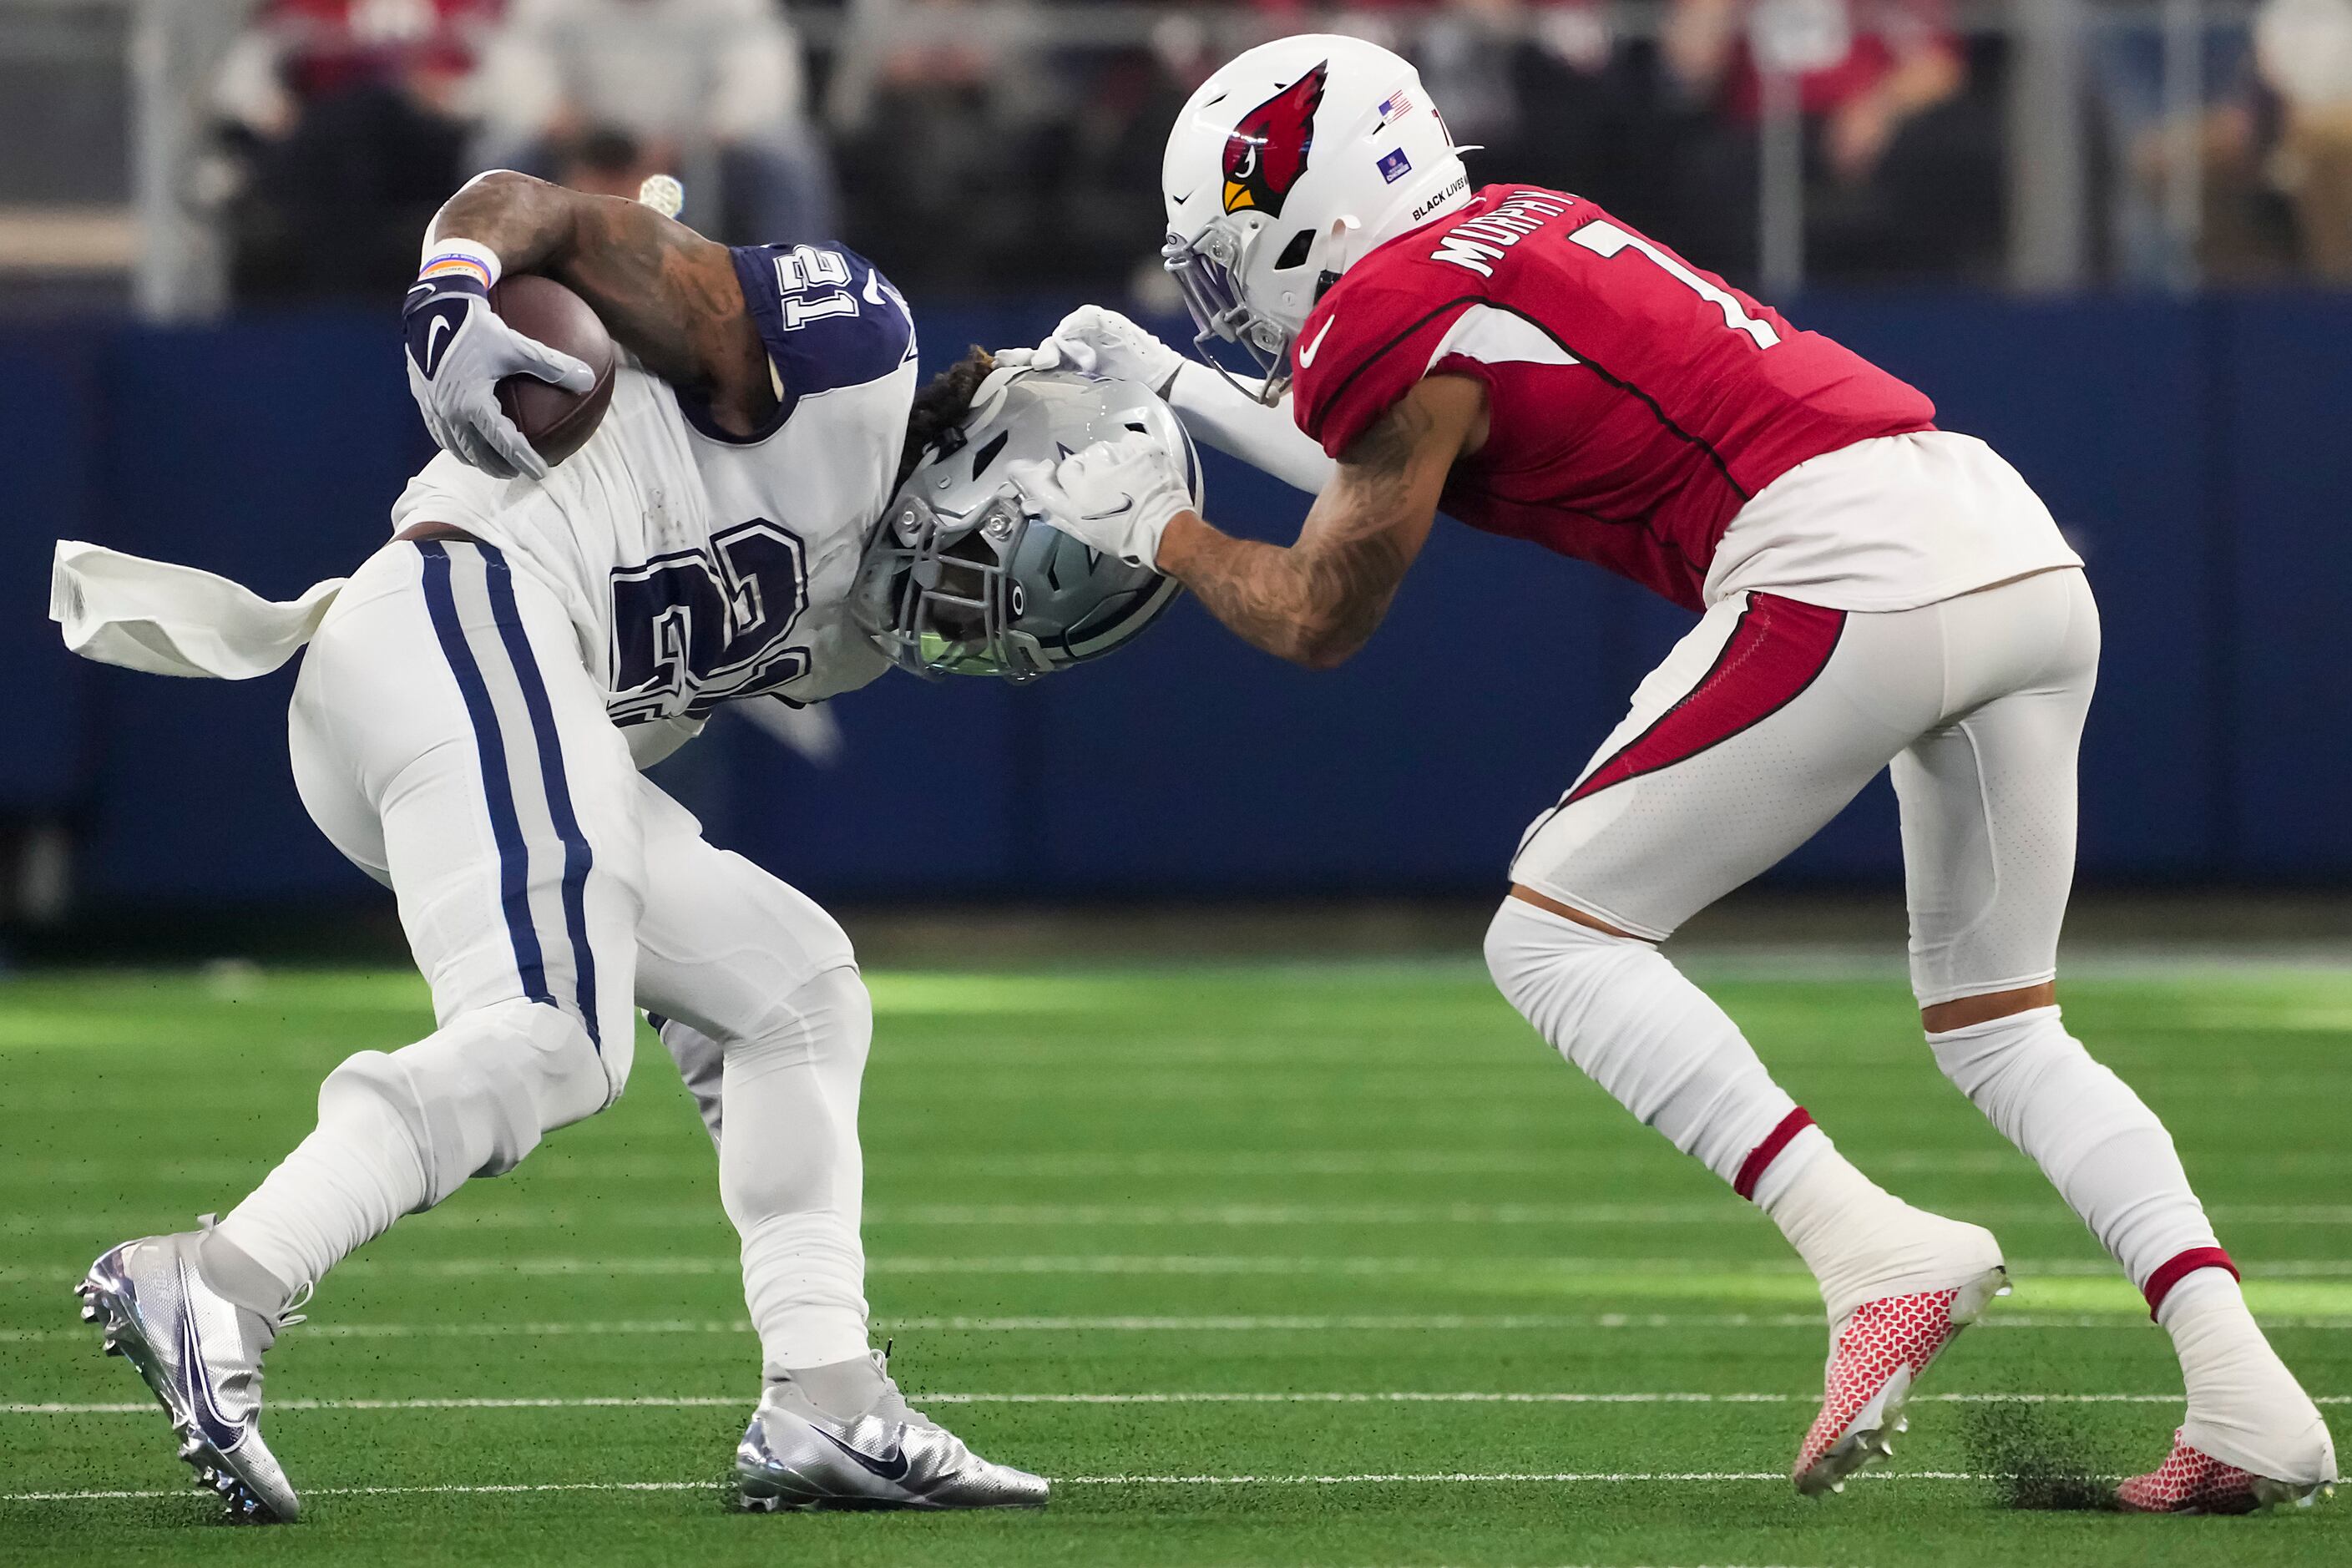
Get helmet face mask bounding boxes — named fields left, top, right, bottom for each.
left=857, top=367, right=1195, bottom=684
left=859, top=489, right=1044, bottom=681
left=1161, top=219, right=1314, bottom=405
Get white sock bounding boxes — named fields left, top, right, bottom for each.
left=1928, top=1006, right=2218, bottom=1299
left=1485, top=899, right=1798, bottom=1181
left=1485, top=899, right=1996, bottom=1320
left=215, top=999, right=604, bottom=1303
left=1758, top=1125, right=2005, bottom=1321
left=682, top=968, right=874, bottom=1376
left=215, top=1086, right=428, bottom=1301
left=2160, top=1267, right=2337, bottom=1484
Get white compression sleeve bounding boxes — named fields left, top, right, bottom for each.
left=1166, top=362, right=1338, bottom=496
left=1484, top=898, right=1800, bottom=1182
left=1927, top=1006, right=2218, bottom=1296
left=711, top=967, right=876, bottom=1376
left=1485, top=898, right=2000, bottom=1319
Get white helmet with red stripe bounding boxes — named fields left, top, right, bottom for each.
left=1160, top=33, right=1471, bottom=403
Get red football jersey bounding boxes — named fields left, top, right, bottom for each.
left=1289, top=186, right=1938, bottom=609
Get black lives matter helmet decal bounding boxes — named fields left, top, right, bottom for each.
left=1222, top=62, right=1328, bottom=218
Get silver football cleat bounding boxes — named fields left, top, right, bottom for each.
left=736, top=1349, right=1049, bottom=1510
left=75, top=1228, right=301, bottom=1523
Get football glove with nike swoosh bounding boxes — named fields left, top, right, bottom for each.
left=402, top=249, right=594, bottom=481
left=1004, top=431, right=1196, bottom=570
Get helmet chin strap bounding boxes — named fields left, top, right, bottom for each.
left=1304, top=215, right=1366, bottom=312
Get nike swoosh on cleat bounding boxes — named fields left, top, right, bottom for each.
left=812, top=1425, right=911, bottom=1482
left=175, top=1282, right=246, bottom=1454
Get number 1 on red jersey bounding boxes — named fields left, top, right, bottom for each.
left=1570, top=221, right=1783, bottom=352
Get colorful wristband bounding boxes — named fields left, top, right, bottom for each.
left=417, top=237, right=502, bottom=293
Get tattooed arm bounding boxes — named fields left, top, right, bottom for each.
left=1155, top=376, right=1488, bottom=670
left=428, top=170, right=776, bottom=436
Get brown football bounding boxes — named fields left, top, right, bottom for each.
left=491, top=273, right=619, bottom=468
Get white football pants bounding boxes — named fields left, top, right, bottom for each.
left=1495, top=568, right=2235, bottom=1317
left=220, top=539, right=872, bottom=1369
left=1512, top=567, right=2098, bottom=999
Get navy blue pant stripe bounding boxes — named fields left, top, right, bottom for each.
left=478, top=542, right=602, bottom=1052
left=416, top=540, right=555, bottom=1013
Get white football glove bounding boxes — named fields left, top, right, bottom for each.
left=402, top=266, right=593, bottom=481
left=996, top=305, right=1186, bottom=395
left=1004, top=431, right=1195, bottom=570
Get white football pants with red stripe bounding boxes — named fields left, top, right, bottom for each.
left=1497, top=567, right=2236, bottom=1318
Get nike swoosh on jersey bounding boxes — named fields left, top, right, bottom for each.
left=812, top=1425, right=912, bottom=1482
left=1296, top=316, right=1336, bottom=368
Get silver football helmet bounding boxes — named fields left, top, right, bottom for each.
left=855, top=367, right=1196, bottom=682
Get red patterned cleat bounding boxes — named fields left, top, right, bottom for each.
left=2117, top=1429, right=2336, bottom=1515
left=1793, top=1266, right=2009, bottom=1497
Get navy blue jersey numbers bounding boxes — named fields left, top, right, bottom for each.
left=607, top=519, right=811, bottom=723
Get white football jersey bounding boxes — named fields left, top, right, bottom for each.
left=389, top=241, right=918, bottom=757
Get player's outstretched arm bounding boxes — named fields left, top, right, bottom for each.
left=1159, top=376, right=1483, bottom=669
left=1005, top=306, right=1338, bottom=496
left=427, top=170, right=776, bottom=435
left=1010, top=376, right=1480, bottom=669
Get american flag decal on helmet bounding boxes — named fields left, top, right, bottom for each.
left=1376, top=88, right=1416, bottom=125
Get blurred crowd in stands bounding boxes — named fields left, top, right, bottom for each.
left=205, top=0, right=2352, bottom=303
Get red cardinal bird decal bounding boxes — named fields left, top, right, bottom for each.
left=1223, top=63, right=1328, bottom=218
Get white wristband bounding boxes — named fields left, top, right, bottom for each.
left=416, top=236, right=502, bottom=291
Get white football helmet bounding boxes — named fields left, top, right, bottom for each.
left=1160, top=33, right=1472, bottom=404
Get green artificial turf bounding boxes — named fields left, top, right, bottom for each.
left=0, top=959, right=2344, bottom=1565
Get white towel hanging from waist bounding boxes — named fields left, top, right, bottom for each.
left=50, top=540, right=346, bottom=680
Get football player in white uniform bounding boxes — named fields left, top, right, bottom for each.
left=63, top=172, right=1191, bottom=1522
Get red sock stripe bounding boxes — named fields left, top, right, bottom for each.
left=2142, top=1246, right=2239, bottom=1320
left=1733, top=1107, right=1816, bottom=1201
left=1565, top=595, right=1847, bottom=807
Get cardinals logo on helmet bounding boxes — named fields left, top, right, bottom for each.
left=1223, top=63, right=1328, bottom=218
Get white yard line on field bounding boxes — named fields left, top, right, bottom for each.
left=0, top=1469, right=2051, bottom=1503
left=11, top=1390, right=2345, bottom=1415
left=13, top=1253, right=2332, bottom=1284
left=12, top=1147, right=2344, bottom=1187
left=10, top=1310, right=2352, bottom=1343
left=11, top=1202, right=2349, bottom=1235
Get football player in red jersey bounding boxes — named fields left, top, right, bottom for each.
left=1002, top=34, right=2335, bottom=1511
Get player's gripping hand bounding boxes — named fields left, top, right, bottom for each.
left=1005, top=431, right=1194, bottom=570
left=997, top=306, right=1186, bottom=395
left=403, top=240, right=594, bottom=481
